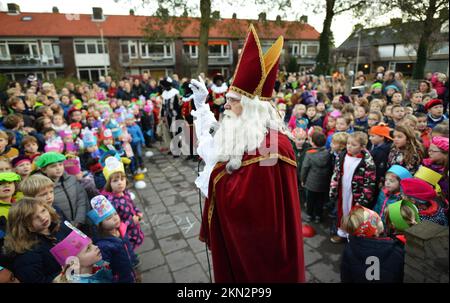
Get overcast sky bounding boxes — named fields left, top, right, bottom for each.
left=0, top=0, right=400, bottom=46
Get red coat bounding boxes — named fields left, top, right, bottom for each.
left=199, top=130, right=305, bottom=282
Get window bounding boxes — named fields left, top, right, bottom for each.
left=129, top=41, right=137, bottom=58
left=74, top=40, right=108, bottom=54
left=208, top=44, right=229, bottom=57
left=77, top=67, right=108, bottom=81
left=75, top=44, right=86, bottom=54
left=79, top=70, right=90, bottom=80
left=289, top=43, right=300, bottom=56
left=183, top=44, right=198, bottom=58
left=301, top=43, right=319, bottom=57
left=47, top=71, right=57, bottom=81
left=140, top=41, right=172, bottom=58
left=0, top=43, right=9, bottom=60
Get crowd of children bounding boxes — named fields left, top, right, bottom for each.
left=285, top=69, right=448, bottom=282
left=0, top=67, right=448, bottom=283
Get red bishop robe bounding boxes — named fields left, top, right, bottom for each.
left=199, top=130, right=305, bottom=282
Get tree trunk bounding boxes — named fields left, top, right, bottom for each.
left=197, top=0, right=211, bottom=76
left=413, top=0, right=437, bottom=79
left=315, top=0, right=335, bottom=76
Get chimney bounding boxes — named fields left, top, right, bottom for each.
left=52, top=6, right=59, bottom=13
left=92, top=7, right=104, bottom=20
left=300, top=15, right=308, bottom=23
left=258, top=12, right=266, bottom=22
left=212, top=11, right=220, bottom=20
left=129, top=9, right=134, bottom=16
left=232, top=13, right=237, bottom=19
left=276, top=15, right=282, bottom=23
left=7, top=3, right=20, bottom=14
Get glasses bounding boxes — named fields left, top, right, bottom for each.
left=428, top=149, right=442, bottom=153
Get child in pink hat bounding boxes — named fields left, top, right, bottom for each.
left=422, top=136, right=449, bottom=198
left=51, top=224, right=112, bottom=283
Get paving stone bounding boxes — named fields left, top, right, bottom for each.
left=148, top=213, right=174, bottom=226
left=162, top=195, right=177, bottom=206
left=154, top=225, right=182, bottom=239
left=145, top=203, right=167, bottom=215
left=179, top=189, right=198, bottom=197
left=139, top=249, right=166, bottom=271
left=304, top=233, right=326, bottom=249
left=135, top=237, right=156, bottom=254
left=142, top=195, right=162, bottom=205
left=154, top=182, right=173, bottom=191
left=169, top=175, right=185, bottom=182
left=159, top=234, right=189, bottom=255
left=142, top=265, right=174, bottom=283
left=304, top=244, right=323, bottom=266
left=165, top=248, right=198, bottom=272
left=167, top=203, right=191, bottom=215
left=307, top=262, right=341, bottom=283
left=173, top=263, right=209, bottom=283
left=187, top=237, right=207, bottom=254
left=159, top=188, right=178, bottom=198
left=150, top=177, right=168, bottom=184
left=186, top=194, right=200, bottom=206
left=196, top=251, right=213, bottom=274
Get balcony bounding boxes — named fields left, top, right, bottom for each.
left=119, top=53, right=175, bottom=67
left=0, top=54, right=64, bottom=69
left=182, top=54, right=233, bottom=66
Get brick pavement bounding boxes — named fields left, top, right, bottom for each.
left=130, top=146, right=344, bottom=283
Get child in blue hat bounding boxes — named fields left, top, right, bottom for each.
left=373, top=165, right=412, bottom=223
left=87, top=195, right=138, bottom=283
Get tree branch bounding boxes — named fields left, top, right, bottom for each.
left=334, top=0, right=366, bottom=15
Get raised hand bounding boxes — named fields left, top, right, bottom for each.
left=189, top=76, right=209, bottom=109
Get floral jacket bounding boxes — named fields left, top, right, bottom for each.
left=387, top=147, right=422, bottom=175
left=329, top=149, right=377, bottom=210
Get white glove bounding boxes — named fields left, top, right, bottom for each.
left=189, top=76, right=209, bottom=109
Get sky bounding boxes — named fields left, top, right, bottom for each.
left=0, top=0, right=400, bottom=46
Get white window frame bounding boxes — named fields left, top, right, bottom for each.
left=140, top=41, right=173, bottom=59
left=0, top=42, right=10, bottom=60
left=74, top=40, right=108, bottom=54
left=290, top=43, right=300, bottom=56
left=129, top=41, right=138, bottom=58
left=47, top=71, right=57, bottom=80
left=301, top=42, right=319, bottom=57
left=208, top=43, right=229, bottom=58
left=77, top=67, right=109, bottom=81
left=184, top=44, right=198, bottom=58
left=5, top=41, right=40, bottom=59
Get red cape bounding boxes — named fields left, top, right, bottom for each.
left=199, top=130, right=305, bottom=282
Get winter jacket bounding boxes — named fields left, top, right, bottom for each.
left=354, top=117, right=368, bottom=133
left=126, top=124, right=145, bottom=145
left=341, top=235, right=405, bottom=283
left=387, top=147, right=422, bottom=175
left=330, top=149, right=377, bottom=210
left=418, top=198, right=449, bottom=227
left=373, top=189, right=402, bottom=223
left=95, top=227, right=137, bottom=283
left=427, top=113, right=448, bottom=129
left=49, top=172, right=89, bottom=225
left=294, top=142, right=311, bottom=190
left=11, top=221, right=72, bottom=283
left=369, top=141, right=392, bottom=190
left=300, top=146, right=332, bottom=193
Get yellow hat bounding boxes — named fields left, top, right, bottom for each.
left=103, top=157, right=125, bottom=181
left=414, top=166, right=442, bottom=193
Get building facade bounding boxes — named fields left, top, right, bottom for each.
left=334, top=20, right=449, bottom=77
left=0, top=5, right=320, bottom=82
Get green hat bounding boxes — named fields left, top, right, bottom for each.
left=387, top=200, right=420, bottom=231
left=371, top=82, right=382, bottom=90
left=35, top=152, right=66, bottom=169
left=0, top=172, right=21, bottom=183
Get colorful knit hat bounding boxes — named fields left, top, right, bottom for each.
left=369, top=123, right=393, bottom=140
left=424, top=99, right=443, bottom=111
left=35, top=152, right=66, bottom=169
left=11, top=155, right=32, bottom=168
left=431, top=136, right=449, bottom=152
left=0, top=172, right=21, bottom=183
left=371, top=82, right=383, bottom=90
left=400, top=178, right=437, bottom=202
left=102, top=156, right=125, bottom=181
left=414, top=166, right=442, bottom=194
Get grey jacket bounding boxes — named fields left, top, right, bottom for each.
left=300, top=146, right=332, bottom=193
left=51, top=173, right=90, bottom=225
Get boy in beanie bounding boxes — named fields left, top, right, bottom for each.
left=368, top=123, right=393, bottom=192
left=425, top=99, right=448, bottom=128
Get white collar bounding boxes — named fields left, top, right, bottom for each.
left=162, top=88, right=179, bottom=100
left=211, top=83, right=228, bottom=94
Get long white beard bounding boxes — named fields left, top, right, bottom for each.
left=212, top=95, right=290, bottom=173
